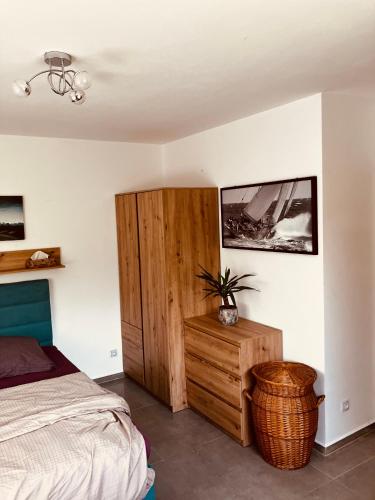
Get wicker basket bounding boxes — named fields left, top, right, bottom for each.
left=25, top=256, right=57, bottom=268
left=247, top=361, right=324, bottom=470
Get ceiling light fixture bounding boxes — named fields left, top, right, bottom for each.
left=12, top=51, right=92, bottom=105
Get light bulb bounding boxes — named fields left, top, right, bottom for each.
left=73, top=71, right=91, bottom=90
left=12, top=80, right=31, bottom=97
left=69, top=89, right=86, bottom=105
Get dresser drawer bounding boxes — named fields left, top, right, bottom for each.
left=121, top=321, right=143, bottom=349
left=185, top=352, right=241, bottom=409
left=122, top=335, right=144, bottom=385
left=185, top=326, right=240, bottom=375
left=186, top=379, right=242, bottom=441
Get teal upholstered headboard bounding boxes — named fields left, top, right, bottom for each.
left=0, top=279, right=53, bottom=346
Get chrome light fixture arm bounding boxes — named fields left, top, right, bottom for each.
left=13, top=51, right=92, bottom=104
left=26, top=69, right=75, bottom=94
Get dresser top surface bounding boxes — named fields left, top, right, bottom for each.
left=184, top=313, right=281, bottom=347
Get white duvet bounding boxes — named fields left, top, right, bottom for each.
left=0, top=372, right=151, bottom=500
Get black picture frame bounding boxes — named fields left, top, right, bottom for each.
left=220, top=176, right=318, bottom=255
left=0, top=196, right=25, bottom=241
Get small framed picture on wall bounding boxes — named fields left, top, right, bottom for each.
left=0, top=196, right=25, bottom=241
left=220, top=176, right=318, bottom=255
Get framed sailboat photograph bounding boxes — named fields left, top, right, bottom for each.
left=221, top=177, right=318, bottom=254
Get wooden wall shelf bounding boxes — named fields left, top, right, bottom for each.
left=0, top=247, right=65, bottom=275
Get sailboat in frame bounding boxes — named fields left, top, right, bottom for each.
left=221, top=176, right=318, bottom=255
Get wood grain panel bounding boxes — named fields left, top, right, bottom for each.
left=115, top=194, right=142, bottom=329
left=185, top=352, right=241, bottom=409
left=122, top=338, right=143, bottom=366
left=116, top=187, right=221, bottom=412
left=184, top=313, right=282, bottom=446
left=239, top=398, right=253, bottom=447
left=122, top=329, right=144, bottom=385
left=0, top=247, right=64, bottom=274
left=185, top=313, right=282, bottom=347
left=185, top=325, right=240, bottom=375
left=241, top=330, right=283, bottom=395
left=121, top=321, right=143, bottom=350
left=123, top=353, right=144, bottom=385
left=163, top=188, right=220, bottom=410
left=137, top=190, right=170, bottom=404
left=186, top=379, right=242, bottom=442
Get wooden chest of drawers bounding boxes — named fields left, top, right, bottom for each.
left=184, top=313, right=282, bottom=446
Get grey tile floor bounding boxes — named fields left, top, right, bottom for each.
left=102, top=377, right=375, bottom=500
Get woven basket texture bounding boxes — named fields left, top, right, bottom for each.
left=255, top=432, right=316, bottom=470
left=26, top=256, right=57, bottom=268
left=252, top=361, right=317, bottom=397
left=250, top=361, right=323, bottom=470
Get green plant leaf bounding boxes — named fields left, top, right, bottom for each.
left=232, top=285, right=258, bottom=291
left=196, top=264, right=259, bottom=302
left=226, top=273, right=255, bottom=288
left=229, top=291, right=236, bottom=307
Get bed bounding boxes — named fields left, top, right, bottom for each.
left=0, top=279, right=155, bottom=500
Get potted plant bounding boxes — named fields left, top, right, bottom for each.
left=196, top=266, right=258, bottom=326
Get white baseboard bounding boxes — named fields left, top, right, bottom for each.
left=315, top=419, right=375, bottom=455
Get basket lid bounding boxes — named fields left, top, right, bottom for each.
left=252, top=361, right=317, bottom=387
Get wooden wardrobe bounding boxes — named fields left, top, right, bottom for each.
left=115, top=188, right=220, bottom=412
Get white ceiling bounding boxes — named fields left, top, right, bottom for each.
left=1, top=1, right=375, bottom=144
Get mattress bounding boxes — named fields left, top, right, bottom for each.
left=0, top=346, right=79, bottom=390
left=0, top=347, right=152, bottom=459
left=0, top=372, right=150, bottom=499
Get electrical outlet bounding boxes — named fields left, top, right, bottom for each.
left=110, top=349, right=118, bottom=358
left=341, top=400, right=350, bottom=412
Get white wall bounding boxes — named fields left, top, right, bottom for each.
left=4, top=93, right=372, bottom=447
left=0, top=135, right=162, bottom=379
left=163, top=95, right=326, bottom=443
left=322, top=93, right=375, bottom=445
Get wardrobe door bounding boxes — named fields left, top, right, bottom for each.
left=115, top=194, right=142, bottom=328
left=116, top=194, right=145, bottom=384
left=163, top=188, right=221, bottom=411
left=137, top=190, right=170, bottom=405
